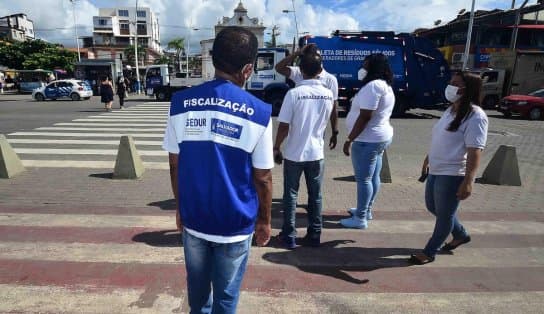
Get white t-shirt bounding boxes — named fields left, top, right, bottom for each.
left=277, top=79, right=334, bottom=162
left=288, top=66, right=338, bottom=100
left=429, top=106, right=488, bottom=176
left=345, top=79, right=395, bottom=143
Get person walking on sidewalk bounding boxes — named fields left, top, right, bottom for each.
left=273, top=50, right=335, bottom=249
left=162, top=26, right=274, bottom=313
left=409, top=72, right=488, bottom=265
left=340, top=54, right=395, bottom=229
left=116, top=76, right=128, bottom=109
left=100, top=77, right=114, bottom=111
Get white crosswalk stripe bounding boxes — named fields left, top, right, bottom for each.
left=6, top=102, right=171, bottom=169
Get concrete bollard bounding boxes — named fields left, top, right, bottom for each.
left=113, top=135, right=145, bottom=179
left=480, top=145, right=522, bottom=186
left=0, top=134, right=25, bottom=178
left=380, top=149, right=392, bottom=183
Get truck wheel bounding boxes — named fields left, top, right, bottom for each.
left=392, top=97, right=407, bottom=117
left=482, top=95, right=498, bottom=109
left=156, top=91, right=167, bottom=101
left=267, top=92, right=284, bottom=116
left=70, top=93, right=81, bottom=101
left=35, top=93, right=45, bottom=101
left=502, top=111, right=512, bottom=119
left=529, top=108, right=542, bottom=121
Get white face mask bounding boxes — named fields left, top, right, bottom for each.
left=357, top=68, right=367, bottom=81
left=445, top=85, right=462, bottom=103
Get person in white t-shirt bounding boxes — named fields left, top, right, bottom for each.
left=273, top=51, right=335, bottom=249
left=340, top=54, right=395, bottom=229
left=409, top=72, right=488, bottom=265
left=275, top=44, right=339, bottom=148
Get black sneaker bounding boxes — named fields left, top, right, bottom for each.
left=277, top=233, right=296, bottom=250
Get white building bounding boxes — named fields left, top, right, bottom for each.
left=0, top=13, right=35, bottom=42
left=201, top=1, right=266, bottom=80
left=83, top=7, right=161, bottom=65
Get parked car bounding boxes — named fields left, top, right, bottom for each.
left=32, top=79, right=92, bottom=101
left=498, top=88, right=544, bottom=120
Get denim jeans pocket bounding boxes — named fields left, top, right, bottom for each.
left=225, top=238, right=251, bottom=259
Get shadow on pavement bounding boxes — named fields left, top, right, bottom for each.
left=333, top=175, right=356, bottom=182
left=78, top=110, right=107, bottom=112
left=262, top=239, right=414, bottom=284
left=132, top=229, right=182, bottom=247
left=148, top=199, right=176, bottom=210
left=89, top=172, right=113, bottom=179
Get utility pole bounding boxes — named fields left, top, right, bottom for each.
left=510, top=0, right=529, bottom=50
left=462, top=0, right=476, bottom=70
left=134, top=0, right=141, bottom=94
left=70, top=0, right=81, bottom=62
left=271, top=25, right=280, bottom=47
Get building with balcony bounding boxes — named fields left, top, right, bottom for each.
left=0, top=13, right=35, bottom=42
left=416, top=2, right=544, bottom=69
left=82, top=7, right=161, bottom=66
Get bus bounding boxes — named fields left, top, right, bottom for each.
left=3, top=69, right=55, bottom=93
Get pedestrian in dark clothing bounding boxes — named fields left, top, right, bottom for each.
left=100, top=77, right=114, bottom=111
left=116, top=77, right=128, bottom=109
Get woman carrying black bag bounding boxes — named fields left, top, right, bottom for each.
left=116, top=76, right=128, bottom=109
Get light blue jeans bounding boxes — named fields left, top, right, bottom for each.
left=423, top=174, right=469, bottom=258
left=183, top=230, right=252, bottom=314
left=351, top=139, right=392, bottom=220
left=282, top=159, right=325, bottom=239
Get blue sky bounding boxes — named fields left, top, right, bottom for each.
left=0, top=0, right=539, bottom=50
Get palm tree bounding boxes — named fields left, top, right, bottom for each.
left=167, top=38, right=185, bottom=72
left=124, top=45, right=145, bottom=67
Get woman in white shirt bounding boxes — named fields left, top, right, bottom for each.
left=409, top=72, right=488, bottom=264
left=340, top=54, right=395, bottom=229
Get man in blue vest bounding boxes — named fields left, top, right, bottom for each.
left=163, top=26, right=274, bottom=314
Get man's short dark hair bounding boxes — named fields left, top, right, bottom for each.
left=299, top=53, right=322, bottom=78
left=212, top=27, right=258, bottom=75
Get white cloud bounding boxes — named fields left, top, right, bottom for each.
left=0, top=0, right=538, bottom=51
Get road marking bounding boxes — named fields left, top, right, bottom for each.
left=13, top=148, right=168, bottom=156
left=9, top=132, right=164, bottom=138
left=20, top=160, right=169, bottom=169
left=94, top=114, right=168, bottom=117
left=73, top=119, right=166, bottom=122
left=36, top=127, right=165, bottom=132
left=1, top=213, right=543, bottom=235
left=7, top=139, right=162, bottom=146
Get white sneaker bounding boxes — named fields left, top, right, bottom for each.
left=340, top=216, right=368, bottom=229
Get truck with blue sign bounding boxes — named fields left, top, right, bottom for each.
left=146, top=32, right=450, bottom=115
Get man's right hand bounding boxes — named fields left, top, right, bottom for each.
left=255, top=221, right=271, bottom=246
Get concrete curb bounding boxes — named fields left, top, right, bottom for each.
left=113, top=135, right=145, bottom=179
left=0, top=134, right=25, bottom=179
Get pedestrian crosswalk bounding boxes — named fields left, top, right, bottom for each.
left=0, top=205, right=543, bottom=313
left=6, top=103, right=171, bottom=169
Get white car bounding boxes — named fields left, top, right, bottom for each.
left=33, top=79, right=93, bottom=101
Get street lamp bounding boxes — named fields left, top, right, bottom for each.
left=186, top=27, right=199, bottom=76
left=134, top=0, right=141, bottom=94
left=282, top=0, right=299, bottom=39
left=70, top=0, right=81, bottom=62
left=461, top=0, right=475, bottom=70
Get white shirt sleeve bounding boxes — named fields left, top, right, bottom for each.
left=328, top=75, right=339, bottom=101
left=464, top=111, right=488, bottom=149
left=162, top=114, right=180, bottom=154
left=353, top=80, right=383, bottom=111
left=252, top=118, right=274, bottom=169
left=288, top=66, right=303, bottom=84
left=277, top=90, right=294, bottom=124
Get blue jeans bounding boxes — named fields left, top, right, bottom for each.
left=423, top=175, right=469, bottom=258
left=351, top=140, right=392, bottom=220
left=282, top=159, right=325, bottom=239
left=183, top=230, right=252, bottom=314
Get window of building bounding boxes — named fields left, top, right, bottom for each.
left=98, top=19, right=108, bottom=26
left=118, top=10, right=129, bottom=17
left=137, top=10, right=146, bottom=18
left=137, top=23, right=147, bottom=35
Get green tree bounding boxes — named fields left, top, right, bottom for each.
left=167, top=37, right=185, bottom=71
left=0, top=39, right=77, bottom=71
left=154, top=54, right=171, bottom=65
left=123, top=45, right=145, bottom=67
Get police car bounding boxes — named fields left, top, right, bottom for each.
left=32, top=79, right=93, bottom=101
